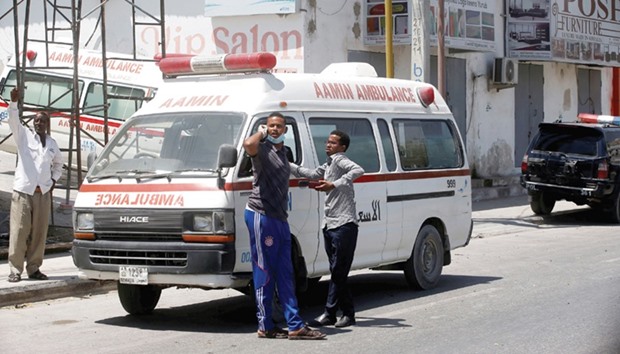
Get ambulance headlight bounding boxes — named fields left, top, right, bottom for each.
left=76, top=212, right=94, bottom=231
left=193, top=211, right=234, bottom=233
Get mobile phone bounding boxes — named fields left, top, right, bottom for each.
left=308, top=180, right=321, bottom=189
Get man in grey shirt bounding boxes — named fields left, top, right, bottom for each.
left=291, top=130, right=364, bottom=328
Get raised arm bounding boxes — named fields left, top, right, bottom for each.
left=243, top=125, right=267, bottom=157
left=7, top=88, right=24, bottom=140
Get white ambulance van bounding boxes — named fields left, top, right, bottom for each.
left=0, top=44, right=162, bottom=168
left=71, top=53, right=472, bottom=315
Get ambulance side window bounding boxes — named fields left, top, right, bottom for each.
left=377, top=119, right=397, bottom=171
left=84, top=83, right=147, bottom=121
left=393, top=119, right=461, bottom=170
left=1, top=70, right=83, bottom=110
left=237, top=117, right=301, bottom=178
left=309, top=118, right=379, bottom=173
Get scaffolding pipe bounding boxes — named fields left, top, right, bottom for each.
left=100, top=0, right=110, bottom=144
left=71, top=0, right=83, bottom=187
left=12, top=0, right=21, bottom=90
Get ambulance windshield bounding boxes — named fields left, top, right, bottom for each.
left=87, top=112, right=245, bottom=180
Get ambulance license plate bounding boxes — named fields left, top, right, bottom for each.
left=119, top=266, right=148, bottom=285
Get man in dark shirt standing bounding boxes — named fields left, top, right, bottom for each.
left=243, top=112, right=325, bottom=340
left=291, top=130, right=364, bottom=328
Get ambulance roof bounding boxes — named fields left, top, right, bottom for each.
left=6, top=43, right=163, bottom=88
left=136, top=67, right=451, bottom=117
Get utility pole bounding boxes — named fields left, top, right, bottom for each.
left=411, top=0, right=430, bottom=83
left=385, top=0, right=393, bottom=78
left=437, top=0, right=445, bottom=97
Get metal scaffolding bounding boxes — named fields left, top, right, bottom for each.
left=0, top=0, right=166, bottom=208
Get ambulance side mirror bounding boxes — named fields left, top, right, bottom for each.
left=217, top=144, right=237, bottom=168
left=217, top=144, right=238, bottom=189
left=87, top=152, right=97, bottom=170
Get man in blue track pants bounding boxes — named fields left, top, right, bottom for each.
left=243, top=112, right=326, bottom=340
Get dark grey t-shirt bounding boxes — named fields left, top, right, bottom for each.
left=247, top=141, right=290, bottom=221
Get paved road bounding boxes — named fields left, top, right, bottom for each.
left=2, top=197, right=619, bottom=353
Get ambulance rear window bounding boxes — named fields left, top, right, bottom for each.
left=392, top=119, right=462, bottom=170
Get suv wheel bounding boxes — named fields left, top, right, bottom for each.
left=529, top=191, right=555, bottom=215
left=609, top=192, right=620, bottom=224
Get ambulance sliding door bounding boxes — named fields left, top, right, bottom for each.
left=305, top=114, right=388, bottom=271
left=282, top=113, right=322, bottom=276
left=375, top=117, right=402, bottom=262
left=233, top=114, right=320, bottom=275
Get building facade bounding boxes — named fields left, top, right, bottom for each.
left=0, top=0, right=615, bottom=178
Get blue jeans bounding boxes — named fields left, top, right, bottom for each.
left=323, top=222, right=358, bottom=317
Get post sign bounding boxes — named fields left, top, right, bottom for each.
left=364, top=0, right=411, bottom=45
left=204, top=0, right=299, bottom=17
left=364, top=0, right=496, bottom=51
left=507, top=0, right=620, bottom=66
left=428, top=0, right=497, bottom=52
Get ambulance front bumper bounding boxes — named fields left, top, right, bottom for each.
left=72, top=239, right=239, bottom=287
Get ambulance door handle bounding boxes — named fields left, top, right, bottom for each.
left=298, top=180, right=309, bottom=188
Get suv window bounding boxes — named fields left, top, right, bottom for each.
left=533, top=126, right=603, bottom=156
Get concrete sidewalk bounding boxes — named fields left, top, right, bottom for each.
left=0, top=149, right=529, bottom=308
left=0, top=252, right=116, bottom=307
left=0, top=150, right=115, bottom=307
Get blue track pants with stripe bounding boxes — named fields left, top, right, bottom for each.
left=244, top=208, right=304, bottom=332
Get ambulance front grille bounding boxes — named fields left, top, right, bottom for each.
left=89, top=249, right=187, bottom=267
left=95, top=232, right=182, bottom=242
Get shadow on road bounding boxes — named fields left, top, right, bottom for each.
left=475, top=205, right=617, bottom=230
left=473, top=195, right=529, bottom=212
left=95, top=271, right=501, bottom=334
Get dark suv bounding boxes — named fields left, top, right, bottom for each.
left=520, top=122, right=620, bottom=222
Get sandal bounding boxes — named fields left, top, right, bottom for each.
left=28, top=270, right=48, bottom=280
left=8, top=273, right=21, bottom=283
left=288, top=326, right=326, bottom=340
left=258, top=327, right=288, bottom=339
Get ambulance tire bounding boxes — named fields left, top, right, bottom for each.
left=404, top=225, right=444, bottom=290
left=117, top=283, right=162, bottom=315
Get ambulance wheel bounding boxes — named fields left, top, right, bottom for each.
left=117, top=283, right=162, bottom=315
left=529, top=191, right=555, bottom=215
left=404, top=225, right=444, bottom=290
